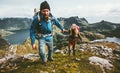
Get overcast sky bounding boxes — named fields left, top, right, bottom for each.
left=0, top=0, right=120, bottom=23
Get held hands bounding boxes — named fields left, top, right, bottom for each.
left=62, top=29, right=68, bottom=33
left=32, top=44, right=37, bottom=50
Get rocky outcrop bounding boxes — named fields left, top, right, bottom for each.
left=79, top=41, right=120, bottom=60
left=0, top=38, right=9, bottom=59
left=0, top=38, right=39, bottom=72
left=89, top=56, right=113, bottom=73
left=0, top=38, right=9, bottom=49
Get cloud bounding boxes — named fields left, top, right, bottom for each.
left=0, top=7, right=33, bottom=18
left=54, top=3, right=120, bottom=17
left=52, top=3, right=120, bottom=23
left=0, top=0, right=120, bottom=23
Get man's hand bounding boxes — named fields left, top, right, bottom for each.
left=62, top=29, right=68, bottom=33
left=32, top=44, right=37, bottom=50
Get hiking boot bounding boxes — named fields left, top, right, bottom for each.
left=48, top=58, right=54, bottom=61
left=43, top=62, right=47, bottom=66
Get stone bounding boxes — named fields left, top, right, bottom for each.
left=89, top=56, right=113, bottom=73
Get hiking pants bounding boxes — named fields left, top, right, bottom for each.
left=38, top=39, right=53, bottom=62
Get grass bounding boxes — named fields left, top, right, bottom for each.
left=11, top=51, right=104, bottom=73
left=0, top=49, right=8, bottom=57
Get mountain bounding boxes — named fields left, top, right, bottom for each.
left=58, top=16, right=89, bottom=29
left=58, top=16, right=120, bottom=33
left=83, top=20, right=120, bottom=33
left=0, top=18, right=32, bottom=30
left=0, top=17, right=120, bottom=38
left=58, top=17, right=120, bottom=38
left=109, top=27, right=120, bottom=38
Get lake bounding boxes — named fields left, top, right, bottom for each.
left=3, top=29, right=30, bottom=44
left=3, top=29, right=120, bottom=45
left=93, top=37, right=120, bottom=44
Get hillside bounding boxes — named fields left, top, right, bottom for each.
left=0, top=37, right=10, bottom=57
left=82, top=20, right=120, bottom=32
left=0, top=38, right=120, bottom=73
left=59, top=17, right=120, bottom=38
left=104, top=27, right=120, bottom=38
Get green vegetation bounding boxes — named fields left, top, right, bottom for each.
left=12, top=51, right=103, bottom=73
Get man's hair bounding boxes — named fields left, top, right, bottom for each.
left=40, top=1, right=50, bottom=11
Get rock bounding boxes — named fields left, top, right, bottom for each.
left=74, top=58, right=81, bottom=61
left=54, top=49, right=61, bottom=53
left=0, top=58, right=6, bottom=64
left=52, top=69, right=56, bottom=73
left=54, top=49, right=66, bottom=56
left=113, top=49, right=120, bottom=55
left=80, top=43, right=114, bottom=59
left=0, top=54, right=15, bottom=64
left=113, top=49, right=120, bottom=60
left=0, top=38, right=10, bottom=49
left=89, top=56, right=113, bottom=73
left=39, top=71, right=48, bottom=73
left=24, top=53, right=39, bottom=61
left=78, top=49, right=84, bottom=52
left=8, top=55, right=23, bottom=63
left=7, top=45, right=17, bottom=55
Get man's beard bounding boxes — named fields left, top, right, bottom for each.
left=43, top=15, right=49, bottom=20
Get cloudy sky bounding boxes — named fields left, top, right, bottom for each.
left=0, top=0, right=120, bottom=23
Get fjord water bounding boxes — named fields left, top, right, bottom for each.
left=3, top=29, right=30, bottom=44
left=3, top=29, right=120, bottom=45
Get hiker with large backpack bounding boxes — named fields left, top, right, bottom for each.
left=30, top=1, right=66, bottom=66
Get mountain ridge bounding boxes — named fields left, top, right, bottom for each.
left=0, top=17, right=120, bottom=38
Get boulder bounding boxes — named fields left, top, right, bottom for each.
left=89, top=56, right=113, bottom=73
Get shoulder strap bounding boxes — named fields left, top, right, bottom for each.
left=37, top=12, right=41, bottom=22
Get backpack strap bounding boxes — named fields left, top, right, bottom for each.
left=35, top=12, right=54, bottom=38
left=37, top=12, right=41, bottom=22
